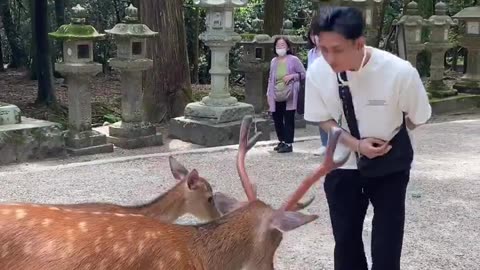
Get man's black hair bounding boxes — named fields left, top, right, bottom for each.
left=310, top=6, right=365, bottom=40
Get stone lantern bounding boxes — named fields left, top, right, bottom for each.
left=364, top=0, right=384, bottom=46
left=395, top=0, right=428, bottom=67
left=49, top=4, right=113, bottom=155
left=169, top=0, right=270, bottom=147
left=238, top=19, right=272, bottom=113
left=425, top=1, right=458, bottom=98
left=452, top=2, right=480, bottom=94
left=104, top=4, right=162, bottom=149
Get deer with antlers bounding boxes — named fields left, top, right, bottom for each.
left=0, top=115, right=348, bottom=270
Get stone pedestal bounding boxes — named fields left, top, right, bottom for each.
left=238, top=31, right=272, bottom=114
left=453, top=46, right=480, bottom=94
left=0, top=117, right=65, bottom=165
left=57, top=63, right=113, bottom=155
left=1, top=103, right=64, bottom=165
left=181, top=39, right=256, bottom=123
left=169, top=116, right=270, bottom=147
left=107, top=60, right=162, bottom=149
left=243, top=67, right=267, bottom=113
left=426, top=44, right=458, bottom=98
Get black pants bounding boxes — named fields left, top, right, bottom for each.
left=324, top=169, right=410, bottom=270
left=272, top=101, right=295, bottom=144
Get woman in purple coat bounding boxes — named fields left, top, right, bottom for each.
left=267, top=36, right=306, bottom=153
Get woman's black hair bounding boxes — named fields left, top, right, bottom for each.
left=273, top=36, right=294, bottom=56
left=306, top=28, right=316, bottom=49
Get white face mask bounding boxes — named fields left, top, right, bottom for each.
left=276, top=48, right=287, bottom=56
left=356, top=46, right=367, bottom=73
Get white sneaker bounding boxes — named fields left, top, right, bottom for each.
left=313, top=146, right=326, bottom=156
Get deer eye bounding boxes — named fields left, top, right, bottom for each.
left=207, top=196, right=213, bottom=204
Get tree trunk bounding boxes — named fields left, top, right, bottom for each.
left=140, top=0, right=192, bottom=123
left=28, top=0, right=37, bottom=79
left=0, top=0, right=28, bottom=68
left=0, top=32, right=4, bottom=72
left=262, top=0, right=286, bottom=111
left=192, top=7, right=199, bottom=84
left=33, top=0, right=55, bottom=105
left=263, top=0, right=285, bottom=36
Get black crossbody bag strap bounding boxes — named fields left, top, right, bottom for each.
left=337, top=71, right=360, bottom=160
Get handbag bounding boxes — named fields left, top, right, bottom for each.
left=274, top=73, right=294, bottom=102
left=296, top=71, right=305, bottom=115
left=337, top=71, right=413, bottom=178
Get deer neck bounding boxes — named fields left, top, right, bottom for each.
left=188, top=202, right=277, bottom=270
left=134, top=183, right=187, bottom=222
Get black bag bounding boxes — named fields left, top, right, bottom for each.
left=296, top=72, right=305, bottom=115
left=337, top=71, right=413, bottom=178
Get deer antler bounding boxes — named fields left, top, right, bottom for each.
left=281, top=127, right=350, bottom=211
left=237, top=115, right=262, bottom=202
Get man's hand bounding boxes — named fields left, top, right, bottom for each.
left=358, top=138, right=392, bottom=159
left=283, top=74, right=295, bottom=84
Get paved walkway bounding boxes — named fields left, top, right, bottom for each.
left=0, top=119, right=479, bottom=269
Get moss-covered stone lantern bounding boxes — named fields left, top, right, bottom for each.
left=48, top=4, right=113, bottom=155
left=425, top=1, right=458, bottom=98
left=452, top=2, right=480, bottom=94
left=395, top=0, right=428, bottom=67
left=104, top=4, right=162, bottom=149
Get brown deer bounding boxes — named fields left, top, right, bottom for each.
left=0, top=115, right=349, bottom=270
left=48, top=156, right=221, bottom=223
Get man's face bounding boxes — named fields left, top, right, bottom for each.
left=316, top=31, right=364, bottom=73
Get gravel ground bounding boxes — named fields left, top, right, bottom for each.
left=0, top=119, right=479, bottom=269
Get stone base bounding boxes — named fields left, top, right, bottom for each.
left=184, top=101, right=255, bottom=124
left=430, top=94, right=480, bottom=115
left=453, top=79, right=480, bottom=95
left=108, top=133, right=163, bottom=149
left=66, top=144, right=115, bottom=156
left=64, top=129, right=113, bottom=156
left=427, top=80, right=458, bottom=98
left=168, top=116, right=271, bottom=147
left=0, top=117, right=65, bottom=165
left=107, top=121, right=163, bottom=149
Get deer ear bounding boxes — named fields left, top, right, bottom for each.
left=169, top=156, right=189, bottom=181
left=186, top=169, right=203, bottom=190
left=212, top=192, right=245, bottom=215
left=270, top=211, right=318, bottom=232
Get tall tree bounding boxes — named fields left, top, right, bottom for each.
left=33, top=0, right=55, bottom=105
left=139, top=0, right=192, bottom=123
left=263, top=0, right=285, bottom=36
left=0, top=0, right=27, bottom=68
left=0, top=32, right=4, bottom=72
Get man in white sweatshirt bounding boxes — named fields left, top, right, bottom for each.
left=304, top=6, right=432, bottom=270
